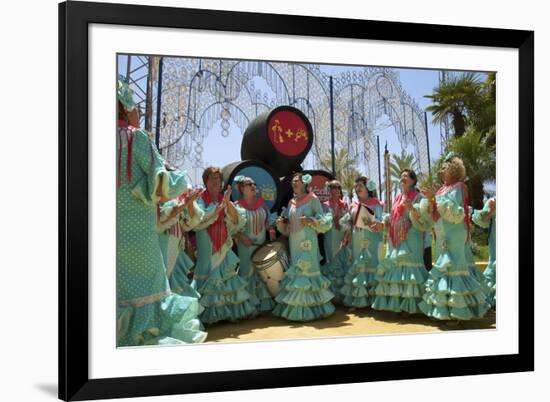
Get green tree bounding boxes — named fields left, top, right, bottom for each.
left=320, top=148, right=361, bottom=199
left=425, top=72, right=482, bottom=137
left=470, top=72, right=496, bottom=145
left=445, top=127, right=495, bottom=209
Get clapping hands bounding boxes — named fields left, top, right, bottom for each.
left=420, top=186, right=437, bottom=200
left=214, top=185, right=233, bottom=212
left=181, top=188, right=203, bottom=206
left=223, top=185, right=232, bottom=203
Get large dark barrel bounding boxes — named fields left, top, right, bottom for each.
left=241, top=106, right=314, bottom=178
left=222, top=160, right=281, bottom=212
left=278, top=170, right=335, bottom=211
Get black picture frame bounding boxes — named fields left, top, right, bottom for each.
left=59, top=1, right=534, bottom=400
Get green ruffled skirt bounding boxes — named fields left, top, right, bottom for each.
left=419, top=251, right=491, bottom=320
left=340, top=249, right=378, bottom=308
left=273, top=253, right=335, bottom=321
left=321, top=246, right=351, bottom=304
left=483, top=261, right=496, bottom=307
left=372, top=242, right=428, bottom=314
left=197, top=251, right=256, bottom=324
left=117, top=292, right=207, bottom=347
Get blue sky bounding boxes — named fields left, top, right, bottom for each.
left=118, top=56, right=482, bottom=185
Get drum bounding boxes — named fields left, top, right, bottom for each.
left=251, top=240, right=289, bottom=297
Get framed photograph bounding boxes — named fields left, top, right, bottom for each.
left=59, top=1, right=533, bottom=400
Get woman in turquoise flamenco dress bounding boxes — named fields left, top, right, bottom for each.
left=116, top=77, right=207, bottom=346
left=273, top=173, right=335, bottom=321
left=473, top=198, right=496, bottom=307
left=372, top=169, right=430, bottom=314
left=339, top=177, right=385, bottom=309
left=321, top=180, right=351, bottom=303
left=464, top=207, right=491, bottom=296
left=233, top=175, right=278, bottom=315
left=157, top=188, right=204, bottom=298
left=193, top=167, right=256, bottom=324
left=417, top=153, right=491, bottom=322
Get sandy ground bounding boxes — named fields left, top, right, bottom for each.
left=204, top=305, right=496, bottom=343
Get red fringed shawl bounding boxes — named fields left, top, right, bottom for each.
left=202, top=191, right=228, bottom=255
left=390, top=190, right=418, bottom=247
left=117, top=120, right=154, bottom=188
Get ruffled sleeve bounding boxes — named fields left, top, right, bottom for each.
left=412, top=198, right=435, bottom=229
left=276, top=206, right=290, bottom=236
left=180, top=200, right=204, bottom=231
left=194, top=198, right=220, bottom=231
left=409, top=194, right=432, bottom=232
left=158, top=199, right=204, bottom=233
left=157, top=199, right=179, bottom=232
left=436, top=186, right=466, bottom=224
left=472, top=200, right=492, bottom=229
left=309, top=197, right=333, bottom=234
left=130, top=129, right=189, bottom=205
left=225, top=202, right=246, bottom=236
left=339, top=211, right=353, bottom=233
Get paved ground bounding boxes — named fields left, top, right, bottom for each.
left=204, top=305, right=497, bottom=343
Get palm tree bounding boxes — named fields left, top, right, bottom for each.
left=471, top=72, right=496, bottom=143
left=425, top=72, right=482, bottom=137
left=446, top=127, right=495, bottom=209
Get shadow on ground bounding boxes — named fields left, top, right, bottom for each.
left=205, top=305, right=496, bottom=343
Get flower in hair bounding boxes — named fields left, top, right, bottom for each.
left=367, top=180, right=377, bottom=192
left=444, top=151, right=458, bottom=162
left=233, top=175, right=246, bottom=184
left=117, top=75, right=136, bottom=112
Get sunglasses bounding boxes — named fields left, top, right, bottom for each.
left=244, top=182, right=256, bottom=187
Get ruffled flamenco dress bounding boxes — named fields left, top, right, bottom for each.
left=464, top=239, right=491, bottom=299
left=462, top=207, right=491, bottom=297
left=371, top=191, right=430, bottom=314
left=193, top=192, right=256, bottom=324
left=339, top=199, right=384, bottom=308
left=417, top=182, right=491, bottom=320
left=157, top=198, right=202, bottom=299
left=473, top=199, right=496, bottom=307
left=235, top=197, right=277, bottom=315
left=272, top=192, right=336, bottom=321
left=116, top=121, right=207, bottom=346
left=321, top=199, right=351, bottom=303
